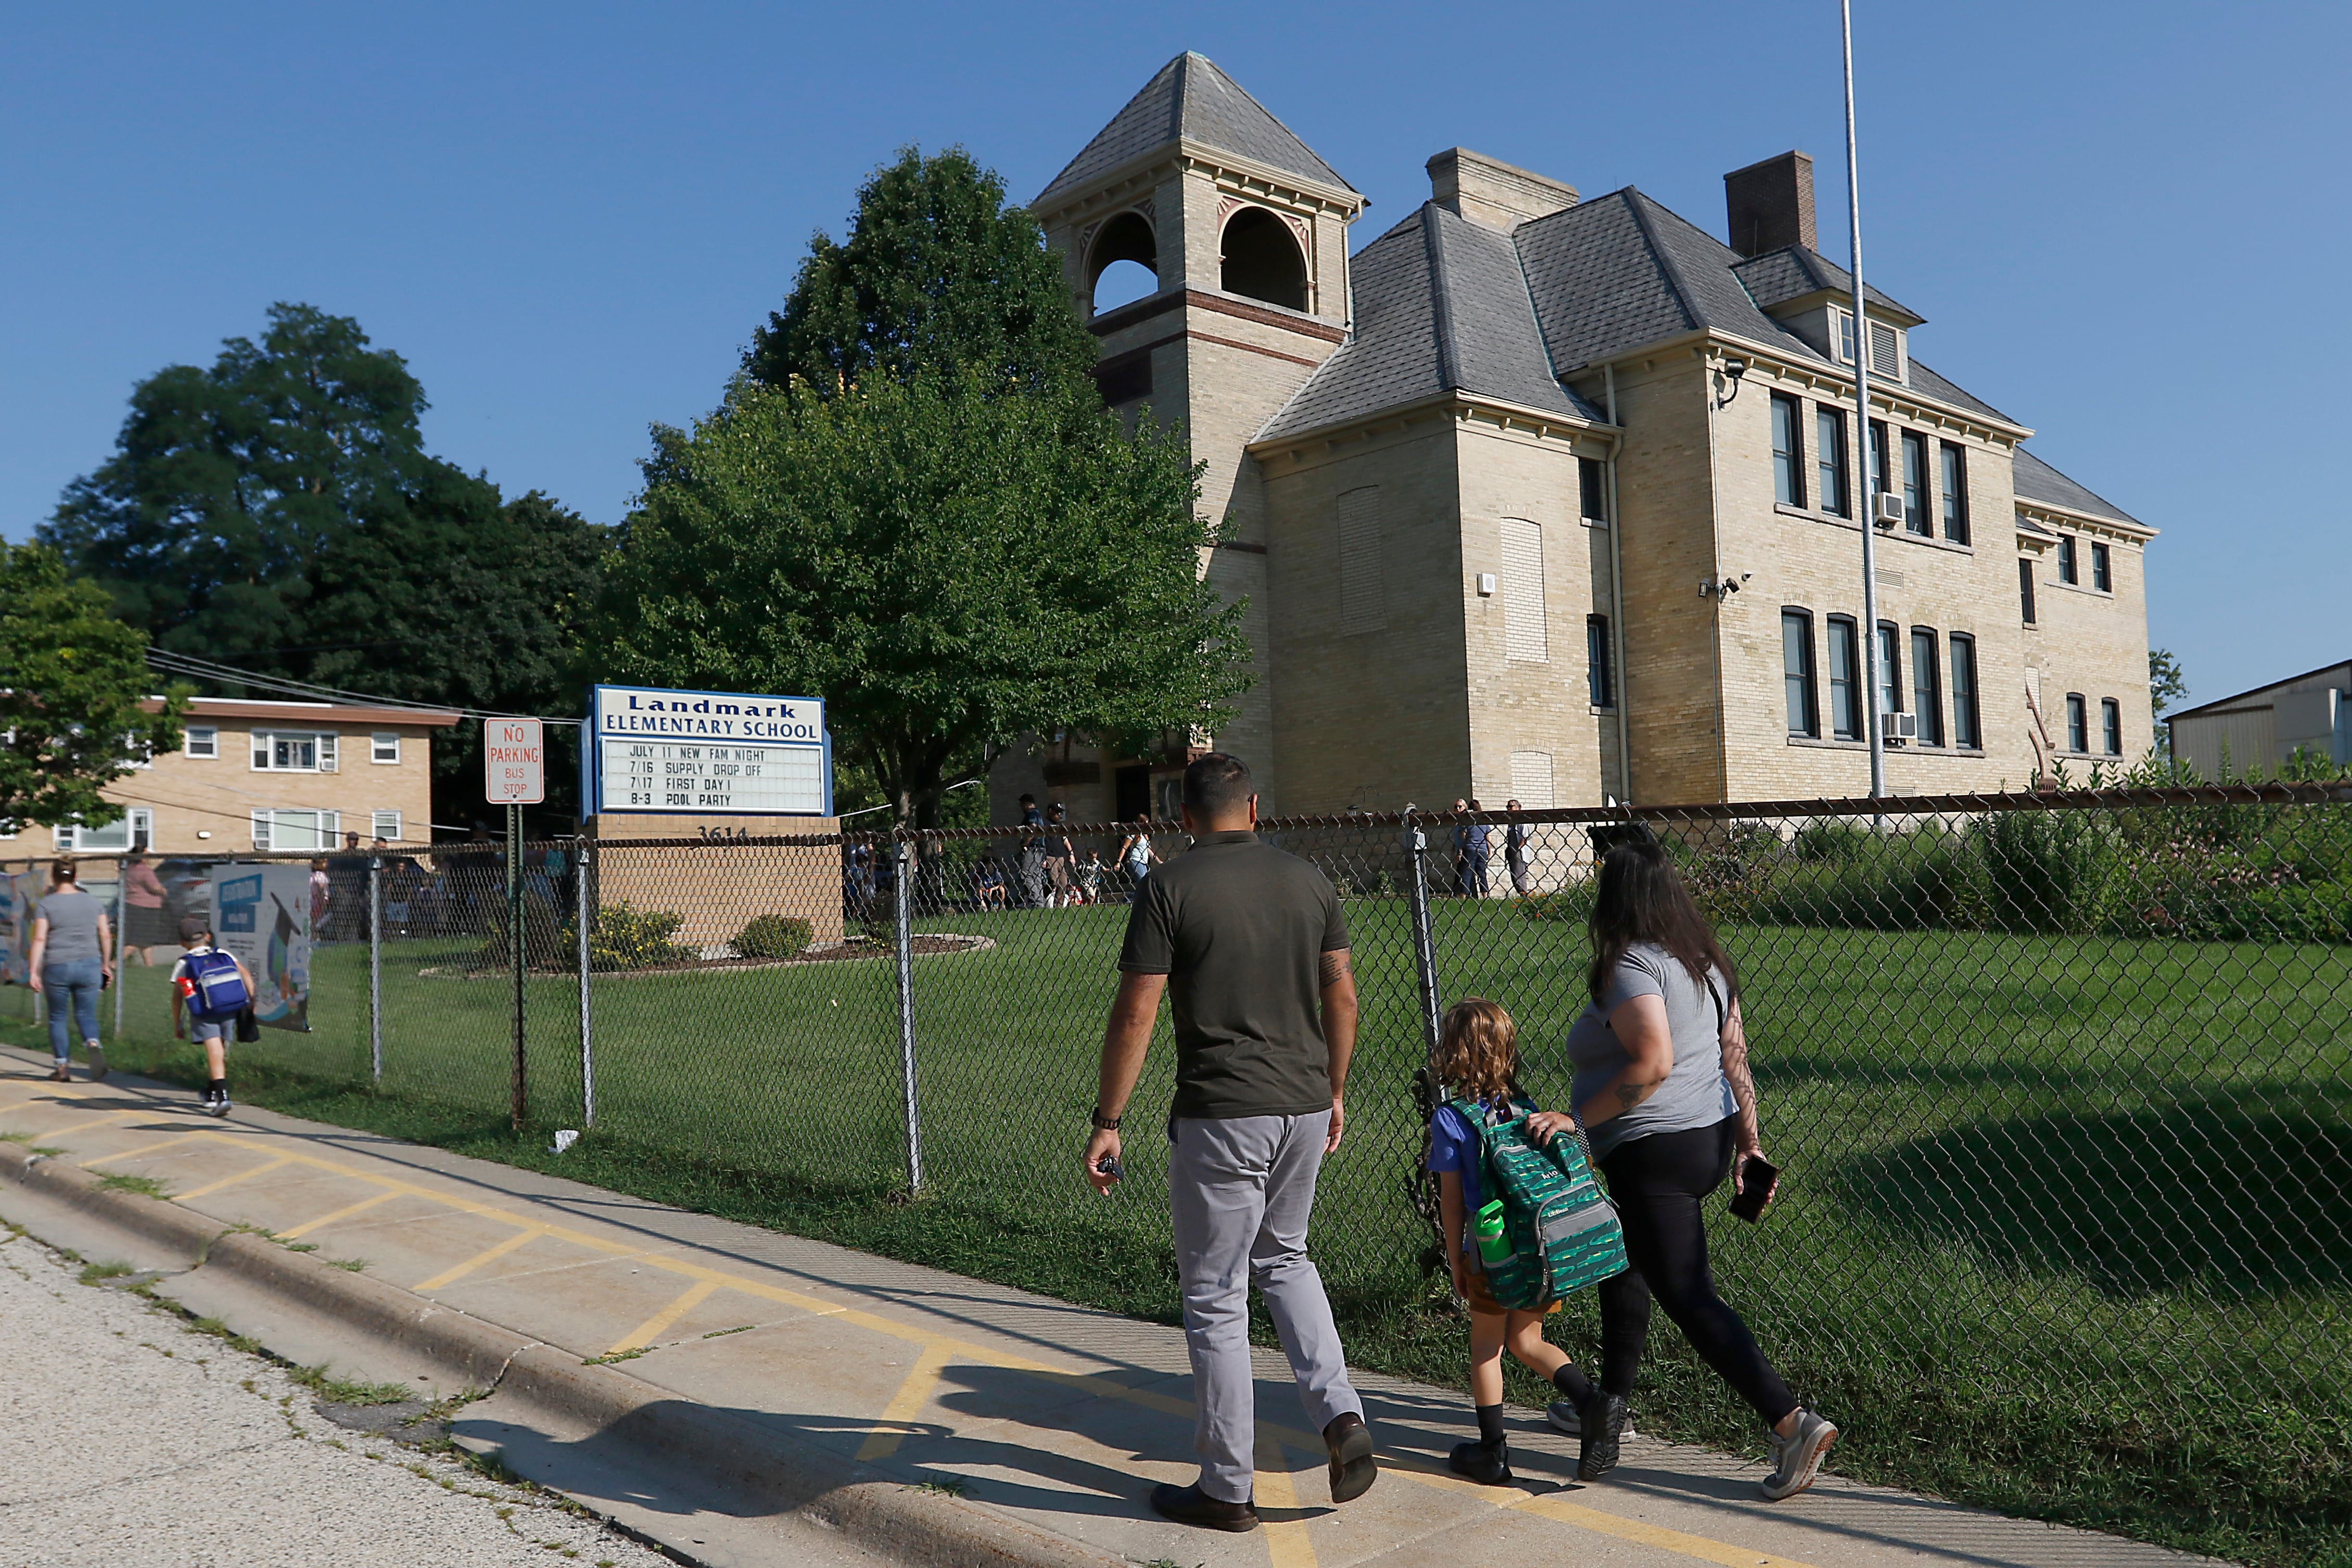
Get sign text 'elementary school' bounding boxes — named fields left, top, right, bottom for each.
left=587, top=685, right=831, bottom=817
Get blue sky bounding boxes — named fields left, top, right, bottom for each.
left=4, top=2, right=2344, bottom=707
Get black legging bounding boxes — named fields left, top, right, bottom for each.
left=1596, top=1118, right=1798, bottom=1426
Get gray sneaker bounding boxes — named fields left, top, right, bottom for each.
left=86, top=1045, right=108, bottom=1081
left=1760, top=1408, right=1838, bottom=1501
left=1545, top=1400, right=1636, bottom=1439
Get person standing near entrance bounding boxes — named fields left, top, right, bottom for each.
left=1454, top=798, right=1491, bottom=898
left=1084, top=753, right=1377, bottom=1532
left=1503, top=800, right=1533, bottom=896
left=1015, top=793, right=1048, bottom=909
left=27, top=861, right=112, bottom=1082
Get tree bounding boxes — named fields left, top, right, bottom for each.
left=744, top=146, right=1099, bottom=397
left=2149, top=648, right=2190, bottom=760
left=0, top=543, right=185, bottom=834
left=607, top=372, right=1247, bottom=827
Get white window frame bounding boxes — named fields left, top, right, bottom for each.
left=251, top=808, right=340, bottom=852
left=371, top=809, right=402, bottom=842
left=185, top=725, right=219, bottom=759
left=55, top=808, right=152, bottom=853
left=371, top=731, right=401, bottom=764
left=251, top=731, right=339, bottom=773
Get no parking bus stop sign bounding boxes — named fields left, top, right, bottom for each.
left=485, top=718, right=546, bottom=805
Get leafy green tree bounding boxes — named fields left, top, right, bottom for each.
left=0, top=543, right=185, bottom=834
left=2148, top=648, right=2190, bottom=761
left=745, top=146, right=1098, bottom=397
left=608, top=373, right=1245, bottom=827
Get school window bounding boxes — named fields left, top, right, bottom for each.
left=1578, top=457, right=1607, bottom=525
left=1782, top=610, right=1819, bottom=737
left=1837, top=310, right=1856, bottom=364
left=1950, top=633, right=1981, bottom=749
left=2057, top=536, right=2078, bottom=584
left=251, top=809, right=340, bottom=852
left=1825, top=616, right=1862, bottom=740
left=252, top=731, right=336, bottom=771
left=371, top=809, right=402, bottom=841
left=2065, top=694, right=2089, bottom=754
left=185, top=726, right=219, bottom=759
left=2102, top=698, right=2123, bottom=756
left=1939, top=442, right=1970, bottom=544
left=1867, top=419, right=1891, bottom=499
left=1901, top=430, right=1929, bottom=535
left=1910, top=628, right=1943, bottom=746
left=1770, top=393, right=1805, bottom=507
left=55, top=809, right=151, bottom=853
left=1585, top=615, right=1613, bottom=707
left=2019, top=559, right=2037, bottom=624
left=2092, top=541, right=2112, bottom=592
left=1876, top=621, right=1902, bottom=723
left=1815, top=407, right=1849, bottom=517
left=371, top=732, right=401, bottom=764
left=1501, top=518, right=1548, bottom=664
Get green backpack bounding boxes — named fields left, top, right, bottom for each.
left=1451, top=1097, right=1628, bottom=1310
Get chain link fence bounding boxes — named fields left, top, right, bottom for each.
left=8, top=782, right=2350, bottom=1544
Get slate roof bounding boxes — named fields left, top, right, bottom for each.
left=1730, top=245, right=1916, bottom=320
left=1035, top=54, right=1354, bottom=211
left=2011, top=448, right=2142, bottom=526
left=1259, top=204, right=1600, bottom=441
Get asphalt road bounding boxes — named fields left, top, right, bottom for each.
left=0, top=1226, right=684, bottom=1568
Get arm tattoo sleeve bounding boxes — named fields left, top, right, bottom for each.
left=1318, top=949, right=1351, bottom=988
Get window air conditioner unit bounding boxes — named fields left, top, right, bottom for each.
left=1883, top=711, right=1918, bottom=743
left=1873, top=492, right=1906, bottom=529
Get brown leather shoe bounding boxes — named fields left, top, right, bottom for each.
left=1148, top=1482, right=1258, bottom=1532
left=1325, top=1411, right=1378, bottom=1502
left=49, top=1062, right=70, bottom=1082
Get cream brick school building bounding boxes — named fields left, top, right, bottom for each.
left=993, top=54, right=2154, bottom=822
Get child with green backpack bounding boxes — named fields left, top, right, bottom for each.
left=1428, top=998, right=1629, bottom=1484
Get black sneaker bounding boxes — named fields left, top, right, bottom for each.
left=1447, top=1438, right=1512, bottom=1486
left=1576, top=1391, right=1629, bottom=1481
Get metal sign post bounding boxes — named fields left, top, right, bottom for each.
left=485, top=719, right=546, bottom=1132
left=368, top=855, right=383, bottom=1085
left=576, top=839, right=594, bottom=1129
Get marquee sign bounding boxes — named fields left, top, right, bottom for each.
left=585, top=684, right=832, bottom=817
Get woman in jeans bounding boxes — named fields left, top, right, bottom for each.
left=1562, top=839, right=1838, bottom=1500
left=28, top=861, right=114, bottom=1082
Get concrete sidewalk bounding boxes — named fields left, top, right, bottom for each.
left=0, top=1048, right=2215, bottom=1568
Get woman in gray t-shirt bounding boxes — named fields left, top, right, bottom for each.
left=29, top=860, right=113, bottom=1082
left=1555, top=838, right=1838, bottom=1503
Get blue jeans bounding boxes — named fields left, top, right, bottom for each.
left=42, top=960, right=103, bottom=1059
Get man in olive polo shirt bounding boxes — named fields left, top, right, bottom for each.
left=1084, top=753, right=1377, bottom=1532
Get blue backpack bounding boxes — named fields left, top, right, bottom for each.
left=183, top=949, right=250, bottom=1022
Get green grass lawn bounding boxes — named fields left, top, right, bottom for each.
left=13, top=897, right=2350, bottom=1565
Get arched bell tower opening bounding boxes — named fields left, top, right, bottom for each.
left=1087, top=210, right=1159, bottom=316
left=1219, top=206, right=1307, bottom=311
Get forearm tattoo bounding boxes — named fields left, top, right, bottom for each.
left=1614, top=1079, right=1649, bottom=1111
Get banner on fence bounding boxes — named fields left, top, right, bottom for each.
left=0, top=869, right=39, bottom=986
left=209, top=863, right=312, bottom=1030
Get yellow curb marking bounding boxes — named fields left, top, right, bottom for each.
left=170, top=1153, right=300, bottom=1203
left=1507, top=1490, right=1826, bottom=1568
left=81, top=1130, right=213, bottom=1166
left=413, top=1226, right=549, bottom=1292
left=1253, top=1438, right=1320, bottom=1568
left=605, top=1278, right=719, bottom=1357
left=277, top=1189, right=401, bottom=1240
left=855, top=1342, right=955, bottom=1462
left=36, top=1111, right=1819, bottom=1568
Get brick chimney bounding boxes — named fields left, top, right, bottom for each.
left=1427, top=148, right=1577, bottom=231
left=1723, top=150, right=1816, bottom=258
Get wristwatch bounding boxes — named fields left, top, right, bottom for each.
left=1089, top=1107, right=1123, bottom=1132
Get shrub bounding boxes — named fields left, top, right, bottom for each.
left=478, top=891, right=566, bottom=970
left=578, top=901, right=693, bottom=970
left=1791, top=820, right=1874, bottom=864
left=732, top=913, right=813, bottom=960
left=1972, top=809, right=2119, bottom=934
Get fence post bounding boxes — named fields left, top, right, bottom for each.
left=1404, top=820, right=1442, bottom=1057
left=893, top=837, right=925, bottom=1193
left=368, top=855, right=383, bottom=1086
left=508, top=805, right=526, bottom=1131
left=576, top=839, right=594, bottom=1130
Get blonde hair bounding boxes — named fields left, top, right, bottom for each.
left=1436, top=997, right=1519, bottom=1105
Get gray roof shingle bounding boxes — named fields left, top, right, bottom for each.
left=1731, top=245, right=1916, bottom=320
left=1258, top=204, right=1598, bottom=442
left=2012, top=447, right=2141, bottom=526
left=1035, top=54, right=1353, bottom=211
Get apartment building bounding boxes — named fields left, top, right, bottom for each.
left=44, top=697, right=460, bottom=857
left=994, top=53, right=2155, bottom=819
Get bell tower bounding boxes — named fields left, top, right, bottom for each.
left=1030, top=53, right=1365, bottom=808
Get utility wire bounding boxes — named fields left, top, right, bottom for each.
left=145, top=648, right=583, bottom=726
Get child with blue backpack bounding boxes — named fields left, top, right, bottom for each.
left=1427, top=997, right=1624, bottom=1484
left=171, top=916, right=254, bottom=1118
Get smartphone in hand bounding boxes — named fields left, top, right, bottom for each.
left=1728, top=1154, right=1779, bottom=1222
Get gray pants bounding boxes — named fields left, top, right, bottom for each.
left=1169, top=1111, right=1362, bottom=1503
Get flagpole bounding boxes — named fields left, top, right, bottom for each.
left=1844, top=0, right=1886, bottom=799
